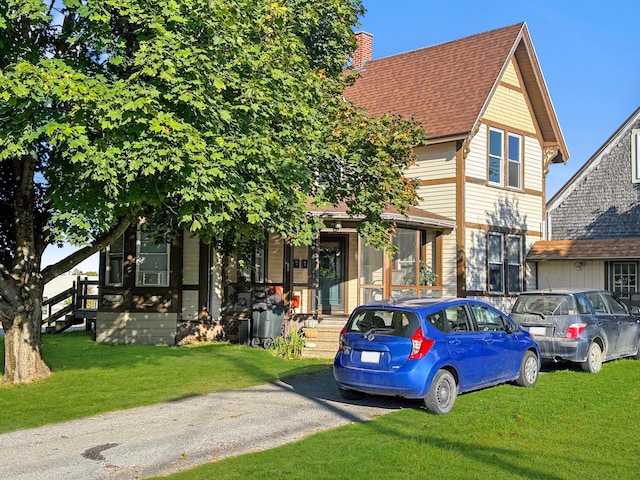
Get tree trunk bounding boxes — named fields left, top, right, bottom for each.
left=2, top=283, right=51, bottom=384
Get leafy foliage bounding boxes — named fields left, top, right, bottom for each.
left=0, top=0, right=425, bottom=382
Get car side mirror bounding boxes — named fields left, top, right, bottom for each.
left=505, top=321, right=519, bottom=334
left=630, top=306, right=640, bottom=316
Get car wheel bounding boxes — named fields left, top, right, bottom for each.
left=338, top=387, right=365, bottom=400
left=581, top=342, right=603, bottom=373
left=516, top=351, right=539, bottom=387
left=424, top=370, right=457, bottom=415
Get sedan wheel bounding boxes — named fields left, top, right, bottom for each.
left=581, top=342, right=603, bottom=373
left=516, top=351, right=539, bottom=387
left=424, top=370, right=457, bottom=415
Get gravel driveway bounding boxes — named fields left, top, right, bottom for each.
left=0, top=369, right=413, bottom=479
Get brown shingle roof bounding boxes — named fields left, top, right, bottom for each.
left=344, top=23, right=568, bottom=162
left=308, top=201, right=455, bottom=229
left=527, top=239, right=640, bottom=261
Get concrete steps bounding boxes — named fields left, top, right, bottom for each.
left=302, top=316, right=348, bottom=359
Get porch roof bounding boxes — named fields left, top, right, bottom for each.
left=308, top=202, right=456, bottom=230
left=527, top=239, right=640, bottom=261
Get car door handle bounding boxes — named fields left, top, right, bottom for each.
left=448, top=339, right=461, bottom=345
left=484, top=338, right=493, bottom=344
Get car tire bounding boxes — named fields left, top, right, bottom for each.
left=633, top=338, right=640, bottom=360
left=424, top=370, right=457, bottom=415
left=338, top=387, right=365, bottom=400
left=581, top=341, right=603, bottom=373
left=516, top=350, right=539, bottom=387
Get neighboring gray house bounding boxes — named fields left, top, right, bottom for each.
left=527, top=106, right=640, bottom=307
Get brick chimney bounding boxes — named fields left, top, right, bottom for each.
left=352, top=31, right=373, bottom=70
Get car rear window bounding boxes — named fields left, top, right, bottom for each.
left=345, top=308, right=419, bottom=338
left=512, top=294, right=576, bottom=316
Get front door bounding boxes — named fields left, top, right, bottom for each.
left=319, top=235, right=346, bottom=314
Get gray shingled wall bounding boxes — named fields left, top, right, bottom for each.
left=550, top=118, right=640, bottom=240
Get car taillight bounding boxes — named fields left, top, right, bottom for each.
left=408, top=328, right=435, bottom=360
left=565, top=323, right=587, bottom=339
left=338, top=325, right=347, bottom=352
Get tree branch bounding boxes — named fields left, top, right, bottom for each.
left=41, top=216, right=132, bottom=284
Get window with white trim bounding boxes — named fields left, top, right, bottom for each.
left=488, top=128, right=503, bottom=184
left=507, top=235, right=523, bottom=293
left=507, top=133, right=522, bottom=188
left=488, top=127, right=523, bottom=189
left=136, top=228, right=170, bottom=287
left=488, top=233, right=504, bottom=293
left=488, top=233, right=523, bottom=295
left=106, top=235, right=124, bottom=286
left=612, top=262, right=637, bottom=297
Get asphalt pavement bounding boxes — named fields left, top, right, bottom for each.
left=0, top=369, right=414, bottom=479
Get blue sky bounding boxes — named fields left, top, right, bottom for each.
left=357, top=0, right=640, bottom=197
left=43, top=0, right=640, bottom=272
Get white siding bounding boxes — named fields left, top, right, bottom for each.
left=182, top=232, right=200, bottom=285
left=96, top=312, right=177, bottom=345
left=181, top=290, right=199, bottom=321
left=537, top=261, right=605, bottom=290
left=466, top=228, right=487, bottom=292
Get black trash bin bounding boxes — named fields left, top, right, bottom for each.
left=251, top=303, right=285, bottom=349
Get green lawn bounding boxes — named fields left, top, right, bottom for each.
left=152, top=360, right=640, bottom=480
left=2, top=332, right=640, bottom=480
left=0, top=331, right=330, bottom=433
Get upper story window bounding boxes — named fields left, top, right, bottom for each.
left=488, top=128, right=503, bottom=184
left=488, top=127, right=523, bottom=189
left=136, top=228, right=170, bottom=287
left=106, top=235, right=124, bottom=286
left=507, top=133, right=522, bottom=188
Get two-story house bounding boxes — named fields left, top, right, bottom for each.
left=95, top=22, right=568, bottom=344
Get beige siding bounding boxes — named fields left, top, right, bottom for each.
left=484, top=86, right=536, bottom=135
left=465, top=185, right=542, bottom=231
left=347, top=233, right=358, bottom=313
left=440, top=232, right=458, bottom=297
left=416, top=183, right=457, bottom=219
left=267, top=234, right=285, bottom=283
left=523, top=136, right=543, bottom=192
left=292, top=245, right=309, bottom=285
left=501, top=59, right=521, bottom=87
left=96, top=312, right=177, bottom=345
left=181, top=290, right=199, bottom=321
left=537, top=261, right=605, bottom=290
left=466, top=124, right=487, bottom=179
left=407, top=143, right=457, bottom=180
left=182, top=232, right=200, bottom=285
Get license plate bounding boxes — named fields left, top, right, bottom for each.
left=361, top=351, right=381, bottom=364
left=529, top=326, right=546, bottom=336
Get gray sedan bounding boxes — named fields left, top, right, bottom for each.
left=511, top=289, right=640, bottom=373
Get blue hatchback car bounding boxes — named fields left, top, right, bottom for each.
left=333, top=297, right=540, bottom=414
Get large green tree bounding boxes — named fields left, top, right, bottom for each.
left=0, top=0, right=425, bottom=384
